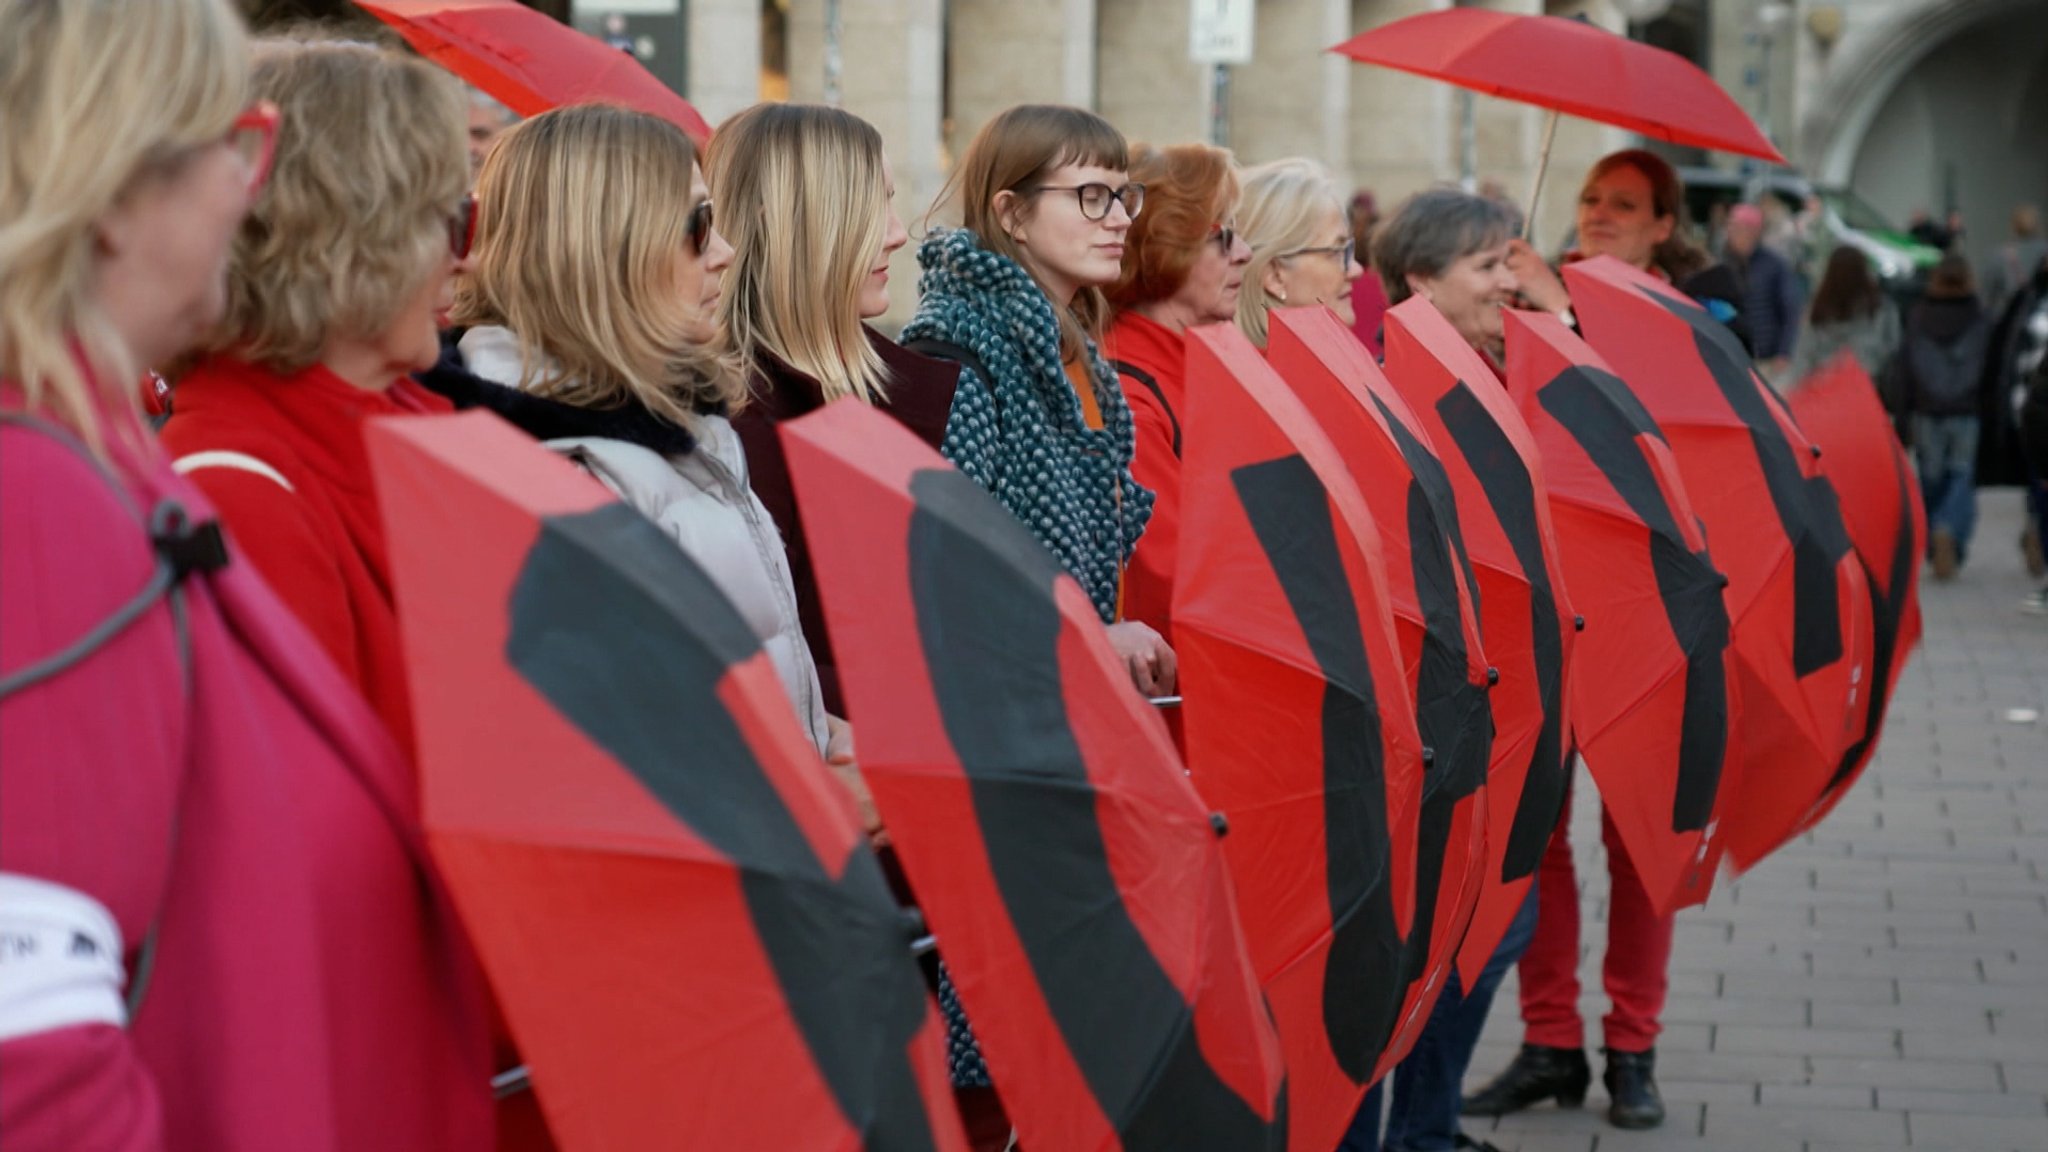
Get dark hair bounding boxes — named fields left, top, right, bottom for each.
left=1924, top=254, right=1977, bottom=300
left=1373, top=187, right=1516, bottom=305
left=1807, top=246, right=1883, bottom=327
left=1108, top=142, right=1237, bottom=310
left=1580, top=149, right=1709, bottom=282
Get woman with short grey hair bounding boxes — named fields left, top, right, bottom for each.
left=1371, top=186, right=1520, bottom=366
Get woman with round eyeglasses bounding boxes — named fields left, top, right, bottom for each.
left=1235, top=158, right=1368, bottom=349
left=901, top=104, right=1173, bottom=699
left=2, top=6, right=494, bottom=1148
left=162, top=38, right=476, bottom=758
left=1103, top=141, right=1250, bottom=649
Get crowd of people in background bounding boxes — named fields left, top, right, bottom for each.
left=5, top=2, right=2047, bottom=1152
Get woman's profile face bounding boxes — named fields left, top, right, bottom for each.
left=1001, top=161, right=1136, bottom=305
left=1409, top=239, right=1517, bottom=355
left=1576, top=163, right=1673, bottom=271
left=861, top=153, right=910, bottom=320
left=674, top=162, right=733, bottom=342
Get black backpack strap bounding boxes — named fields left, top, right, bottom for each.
left=1111, top=358, right=1180, bottom=459
left=902, top=338, right=994, bottom=394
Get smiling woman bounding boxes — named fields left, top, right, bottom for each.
left=1371, top=187, right=1520, bottom=365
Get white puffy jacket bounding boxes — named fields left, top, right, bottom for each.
left=458, top=326, right=831, bottom=754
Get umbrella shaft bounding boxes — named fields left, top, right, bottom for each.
left=492, top=1066, right=531, bottom=1100
left=1526, top=109, right=1560, bottom=242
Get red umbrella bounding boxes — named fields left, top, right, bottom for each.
left=358, top=0, right=713, bottom=144
left=1564, top=256, right=1873, bottom=872
left=781, top=401, right=1287, bottom=1152
left=1380, top=299, right=1579, bottom=979
left=1173, top=321, right=1425, bottom=1151
left=1502, top=309, right=1737, bottom=912
left=364, top=411, right=963, bottom=1151
left=1783, top=354, right=1925, bottom=833
left=1332, top=8, right=1782, bottom=235
left=1257, top=309, right=1492, bottom=1082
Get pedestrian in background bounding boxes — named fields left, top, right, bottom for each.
left=708, top=101, right=959, bottom=719
left=1720, top=202, right=1804, bottom=376
left=1901, top=255, right=1994, bottom=581
left=1350, top=188, right=1393, bottom=356
left=1105, top=141, right=1250, bottom=647
left=1, top=5, right=494, bottom=1148
left=1789, top=246, right=1901, bottom=389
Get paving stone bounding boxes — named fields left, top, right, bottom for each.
left=1699, top=1103, right=1908, bottom=1144
left=1878, top=1087, right=2048, bottom=1116
left=1905, top=1111, right=2048, bottom=1148
left=1715, top=1024, right=1901, bottom=1058
left=2002, top=1062, right=2048, bottom=1093
left=1905, top=1031, right=2048, bottom=1063
left=1755, top=1083, right=1876, bottom=1110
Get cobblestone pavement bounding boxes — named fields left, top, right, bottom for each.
left=1459, top=488, right=2048, bottom=1152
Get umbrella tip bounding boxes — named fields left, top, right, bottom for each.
left=1486, top=666, right=1501, bottom=687
left=1209, top=811, right=1230, bottom=838
left=1422, top=746, right=1437, bottom=768
left=1810, top=444, right=1823, bottom=459
left=1574, top=614, right=1587, bottom=632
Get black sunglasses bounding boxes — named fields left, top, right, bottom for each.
left=447, top=194, right=477, bottom=260
left=686, top=199, right=715, bottom=256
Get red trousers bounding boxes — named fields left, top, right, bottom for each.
left=1516, top=773, right=1674, bottom=1053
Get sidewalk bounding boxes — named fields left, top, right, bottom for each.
left=1463, top=487, right=2048, bottom=1152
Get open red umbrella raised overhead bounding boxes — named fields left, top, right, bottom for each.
left=358, top=0, right=713, bottom=144
left=1331, top=8, right=1783, bottom=163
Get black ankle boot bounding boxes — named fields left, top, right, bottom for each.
left=1461, top=1044, right=1591, bottom=1117
left=1603, top=1047, right=1665, bottom=1130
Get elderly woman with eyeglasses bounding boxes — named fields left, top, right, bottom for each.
left=1102, top=141, right=1250, bottom=649
left=1235, top=158, right=1368, bottom=349
left=161, top=38, right=476, bottom=755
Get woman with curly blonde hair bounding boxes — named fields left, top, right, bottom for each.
left=1, top=5, right=492, bottom=1148
left=160, top=37, right=475, bottom=753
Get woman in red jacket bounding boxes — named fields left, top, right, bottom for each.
left=1104, top=142, right=1252, bottom=646
left=160, top=39, right=473, bottom=757
left=0, top=4, right=493, bottom=1149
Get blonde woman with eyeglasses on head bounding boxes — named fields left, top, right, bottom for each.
left=0, top=4, right=493, bottom=1148
left=708, top=101, right=961, bottom=719
left=429, top=103, right=838, bottom=763
left=1235, top=158, right=1368, bottom=350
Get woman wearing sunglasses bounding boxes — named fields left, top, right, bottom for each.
left=435, top=103, right=834, bottom=760
left=1234, top=158, right=1369, bottom=349
left=1102, top=141, right=1250, bottom=647
left=708, top=101, right=959, bottom=720
left=2, top=7, right=492, bottom=1150
left=160, top=38, right=475, bottom=758
left=901, top=104, right=1175, bottom=699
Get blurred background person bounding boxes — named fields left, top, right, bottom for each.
left=1104, top=140, right=1249, bottom=647
left=1789, top=246, right=1901, bottom=389
left=1235, top=158, right=1368, bottom=351
left=1, top=6, right=493, bottom=1148
left=1719, top=202, right=1802, bottom=375
left=709, top=101, right=959, bottom=719
left=1900, top=255, right=1994, bottom=581
left=465, top=87, right=517, bottom=183
left=1350, top=188, right=1392, bottom=356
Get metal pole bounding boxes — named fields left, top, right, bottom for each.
left=1524, top=108, right=1559, bottom=242
left=824, top=0, right=844, bottom=107
left=1209, top=63, right=1230, bottom=147
left=1458, top=89, right=1477, bottom=192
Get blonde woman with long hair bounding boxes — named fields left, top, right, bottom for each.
left=708, top=101, right=959, bottom=717
left=0, top=3, right=493, bottom=1148
left=431, top=103, right=838, bottom=759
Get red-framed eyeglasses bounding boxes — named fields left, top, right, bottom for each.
left=229, top=101, right=281, bottom=197
left=448, top=194, right=478, bottom=261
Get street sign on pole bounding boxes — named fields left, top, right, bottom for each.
left=1189, top=0, right=1255, bottom=66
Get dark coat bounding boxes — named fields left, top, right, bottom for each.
left=1723, top=245, right=1804, bottom=360
left=728, top=328, right=959, bottom=716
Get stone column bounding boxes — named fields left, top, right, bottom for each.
left=1349, top=0, right=1456, bottom=204
left=1097, top=0, right=1211, bottom=147
left=1227, top=0, right=1352, bottom=180
left=946, top=0, right=1098, bottom=162
left=786, top=0, right=946, bottom=326
left=685, top=0, right=764, bottom=126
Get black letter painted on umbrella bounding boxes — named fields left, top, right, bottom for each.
left=1366, top=395, right=1493, bottom=994
left=1538, top=365, right=1730, bottom=832
left=1651, top=292, right=1856, bottom=677
left=507, top=504, right=940, bottom=1152
left=906, top=468, right=1285, bottom=1152
left=1232, top=453, right=1408, bottom=1085
left=1436, top=382, right=1569, bottom=884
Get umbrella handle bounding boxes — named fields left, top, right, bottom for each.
left=1149, top=695, right=1183, bottom=708
left=492, top=1065, right=531, bottom=1100
left=1525, top=108, right=1560, bottom=243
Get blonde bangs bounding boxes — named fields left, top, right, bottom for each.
left=0, top=0, right=250, bottom=453
left=453, top=104, right=740, bottom=429
left=710, top=103, right=891, bottom=407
